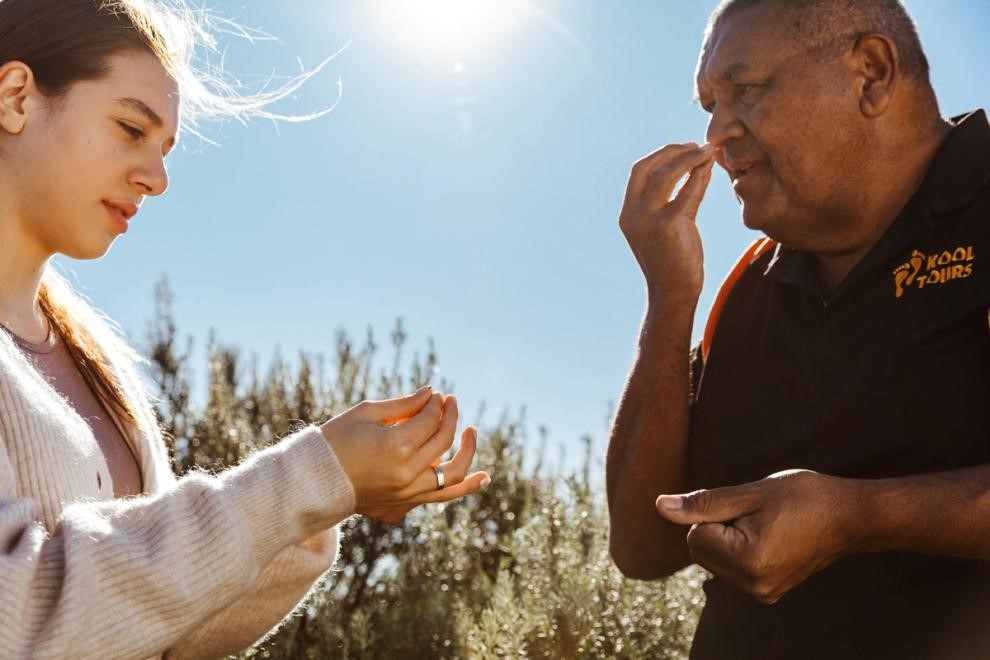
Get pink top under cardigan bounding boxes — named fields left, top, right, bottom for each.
left=5, top=324, right=143, bottom=498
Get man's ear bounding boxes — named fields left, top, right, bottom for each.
left=0, top=61, right=39, bottom=136
left=848, top=34, right=898, bottom=119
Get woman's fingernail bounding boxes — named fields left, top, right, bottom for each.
left=416, top=384, right=431, bottom=394
left=480, top=475, right=492, bottom=489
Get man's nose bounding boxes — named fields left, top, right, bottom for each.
left=706, top=104, right=746, bottom=150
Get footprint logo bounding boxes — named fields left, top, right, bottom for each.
left=893, top=250, right=925, bottom=298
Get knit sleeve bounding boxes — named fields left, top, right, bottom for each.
left=0, top=425, right=355, bottom=660
left=163, top=528, right=341, bottom=659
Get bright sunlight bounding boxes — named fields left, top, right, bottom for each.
left=373, top=0, right=528, bottom=64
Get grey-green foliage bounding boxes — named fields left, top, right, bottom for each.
left=144, top=277, right=705, bottom=659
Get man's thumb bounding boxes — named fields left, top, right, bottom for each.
left=656, top=486, right=755, bottom=525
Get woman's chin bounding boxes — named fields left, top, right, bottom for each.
left=60, top=238, right=117, bottom=261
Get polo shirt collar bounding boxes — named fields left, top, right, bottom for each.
left=764, top=109, right=990, bottom=301
left=925, top=109, right=990, bottom=215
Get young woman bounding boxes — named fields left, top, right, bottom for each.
left=0, top=0, right=490, bottom=657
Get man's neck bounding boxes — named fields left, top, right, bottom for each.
left=815, top=117, right=954, bottom=293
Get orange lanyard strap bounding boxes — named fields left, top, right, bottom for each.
left=701, top=237, right=778, bottom=364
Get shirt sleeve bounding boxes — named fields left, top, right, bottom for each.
left=689, top=343, right=705, bottom=405
left=0, top=425, right=354, bottom=660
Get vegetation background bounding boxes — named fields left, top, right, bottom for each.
left=144, top=280, right=705, bottom=659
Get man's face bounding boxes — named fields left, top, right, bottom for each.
left=695, top=6, right=865, bottom=250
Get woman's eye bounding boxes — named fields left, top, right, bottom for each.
left=117, top=121, right=145, bottom=139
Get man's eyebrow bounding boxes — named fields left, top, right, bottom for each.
left=115, top=97, right=163, bottom=127
left=717, top=61, right=759, bottom=83
left=694, top=60, right=761, bottom=106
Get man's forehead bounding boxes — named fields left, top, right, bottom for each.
left=696, top=7, right=793, bottom=90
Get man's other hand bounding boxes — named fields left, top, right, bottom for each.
left=656, top=470, right=859, bottom=604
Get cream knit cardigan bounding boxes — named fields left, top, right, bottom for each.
left=0, top=271, right=356, bottom=659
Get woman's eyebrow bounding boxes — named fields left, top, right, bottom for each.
left=114, top=97, right=163, bottom=127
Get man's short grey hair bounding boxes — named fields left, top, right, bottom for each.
left=708, top=0, right=932, bottom=84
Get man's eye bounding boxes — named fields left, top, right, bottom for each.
left=117, top=121, right=145, bottom=139
left=736, top=84, right=760, bottom=99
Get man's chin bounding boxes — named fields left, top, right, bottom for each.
left=740, top=203, right=770, bottom=232
left=740, top=198, right=790, bottom=239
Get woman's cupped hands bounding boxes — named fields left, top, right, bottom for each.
left=320, top=386, right=491, bottom=523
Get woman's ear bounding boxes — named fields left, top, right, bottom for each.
left=0, top=61, right=38, bottom=136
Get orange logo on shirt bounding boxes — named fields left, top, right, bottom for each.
left=893, top=246, right=975, bottom=298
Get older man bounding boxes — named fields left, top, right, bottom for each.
left=607, top=0, right=990, bottom=657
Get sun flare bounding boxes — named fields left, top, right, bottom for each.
left=373, top=0, right=526, bottom=61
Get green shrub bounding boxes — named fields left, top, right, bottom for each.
left=144, top=278, right=704, bottom=659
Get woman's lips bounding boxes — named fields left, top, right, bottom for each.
left=103, top=201, right=129, bottom=233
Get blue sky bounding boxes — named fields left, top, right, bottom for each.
left=59, top=1, right=990, bottom=472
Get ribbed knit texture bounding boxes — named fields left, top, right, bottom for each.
left=0, top=269, right=356, bottom=660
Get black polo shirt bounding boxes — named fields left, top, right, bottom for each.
left=686, top=110, right=990, bottom=660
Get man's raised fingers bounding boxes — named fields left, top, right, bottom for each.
left=624, top=142, right=702, bottom=206
left=640, top=146, right=715, bottom=210
left=666, top=158, right=715, bottom=219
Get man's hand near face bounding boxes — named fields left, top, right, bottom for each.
left=606, top=141, right=715, bottom=579
left=619, top=142, right=716, bottom=307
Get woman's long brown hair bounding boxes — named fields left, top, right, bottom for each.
left=38, top=283, right=141, bottom=425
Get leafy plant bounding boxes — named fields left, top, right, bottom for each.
left=144, top=277, right=704, bottom=659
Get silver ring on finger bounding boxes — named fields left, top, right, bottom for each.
left=433, top=465, right=446, bottom=490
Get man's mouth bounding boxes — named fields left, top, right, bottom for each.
left=728, top=161, right=762, bottom=183
left=725, top=159, right=768, bottom=195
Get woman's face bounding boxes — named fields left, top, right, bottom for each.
left=6, top=50, right=179, bottom=260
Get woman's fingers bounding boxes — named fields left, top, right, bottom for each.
left=362, top=385, right=434, bottom=424
left=400, top=426, right=478, bottom=498
left=406, top=471, right=491, bottom=505
left=413, top=395, right=460, bottom=467
left=392, top=392, right=444, bottom=440
left=437, top=426, right=477, bottom=484
left=358, top=503, right=415, bottom=524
